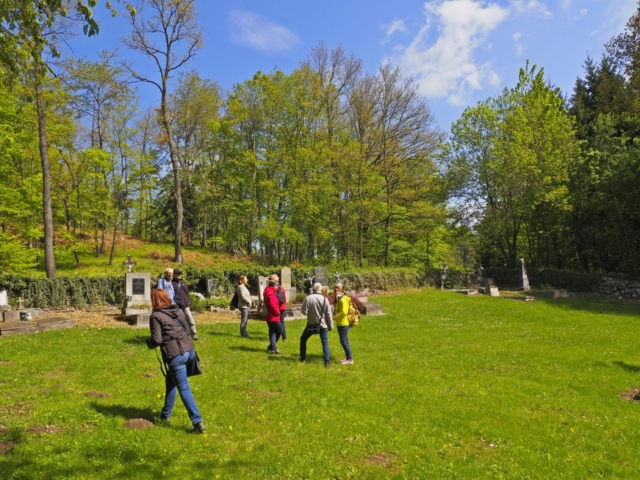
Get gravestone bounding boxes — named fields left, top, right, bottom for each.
left=314, top=267, right=328, bottom=287
left=304, top=273, right=315, bottom=295
left=206, top=279, right=216, bottom=297
left=121, top=255, right=137, bottom=273
left=258, top=276, right=269, bottom=301
left=122, top=273, right=152, bottom=315
left=280, top=268, right=292, bottom=288
left=0, top=290, right=9, bottom=312
left=484, top=278, right=494, bottom=287
left=518, top=258, right=531, bottom=291
left=280, top=268, right=296, bottom=301
left=488, top=286, right=500, bottom=297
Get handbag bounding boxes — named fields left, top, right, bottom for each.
left=258, top=301, right=268, bottom=316
left=186, top=351, right=203, bottom=377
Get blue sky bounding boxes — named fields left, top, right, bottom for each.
left=67, top=0, right=638, bottom=132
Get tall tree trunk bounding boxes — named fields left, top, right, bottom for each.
left=108, top=221, right=118, bottom=266
left=160, top=101, right=183, bottom=264
left=35, top=70, right=56, bottom=278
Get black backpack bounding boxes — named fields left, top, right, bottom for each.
left=276, top=285, right=285, bottom=304
left=230, top=292, right=239, bottom=310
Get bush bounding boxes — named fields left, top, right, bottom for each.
left=293, top=292, right=307, bottom=303
left=483, top=267, right=603, bottom=292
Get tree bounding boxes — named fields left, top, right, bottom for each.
left=123, top=0, right=203, bottom=264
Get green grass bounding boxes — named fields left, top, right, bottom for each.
left=2, top=290, right=640, bottom=478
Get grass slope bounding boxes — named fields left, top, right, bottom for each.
left=1, top=290, right=640, bottom=478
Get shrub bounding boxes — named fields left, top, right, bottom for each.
left=293, top=292, right=307, bottom=303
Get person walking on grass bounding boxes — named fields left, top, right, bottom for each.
left=333, top=283, right=353, bottom=365
left=157, top=267, right=176, bottom=304
left=300, top=282, right=334, bottom=368
left=172, top=269, right=200, bottom=340
left=148, top=289, right=205, bottom=433
left=237, top=275, right=252, bottom=337
left=263, top=275, right=284, bottom=354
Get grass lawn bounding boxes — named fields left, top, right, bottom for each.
left=2, top=290, right=640, bottom=478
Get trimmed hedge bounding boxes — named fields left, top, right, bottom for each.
left=483, top=267, right=604, bottom=292
left=0, top=275, right=125, bottom=309
left=0, top=266, right=494, bottom=309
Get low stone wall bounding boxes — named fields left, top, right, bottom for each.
left=596, top=277, right=640, bottom=300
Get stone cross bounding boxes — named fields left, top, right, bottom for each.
left=121, top=255, right=138, bottom=273
left=17, top=297, right=24, bottom=309
left=334, top=272, right=342, bottom=285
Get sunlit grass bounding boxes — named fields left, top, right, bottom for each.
left=2, top=290, right=640, bottom=478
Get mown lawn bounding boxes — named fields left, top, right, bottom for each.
left=2, top=290, right=640, bottom=478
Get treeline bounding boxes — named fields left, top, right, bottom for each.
left=0, top=1, right=463, bottom=276
left=442, top=4, right=640, bottom=277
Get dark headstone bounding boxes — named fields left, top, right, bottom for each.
left=206, top=279, right=216, bottom=296
left=314, top=267, right=328, bottom=286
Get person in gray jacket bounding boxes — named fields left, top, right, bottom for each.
left=237, top=275, right=252, bottom=337
left=300, top=283, right=334, bottom=367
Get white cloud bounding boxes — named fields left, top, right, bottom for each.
left=513, top=32, right=524, bottom=56
left=395, top=0, right=509, bottom=106
left=382, top=18, right=409, bottom=44
left=580, top=9, right=588, bottom=16
left=511, top=0, right=552, bottom=18
left=559, top=0, right=573, bottom=11
left=229, top=10, right=300, bottom=52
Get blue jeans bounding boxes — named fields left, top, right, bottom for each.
left=280, top=310, right=287, bottom=340
left=240, top=307, right=249, bottom=337
left=337, top=325, right=352, bottom=360
left=268, top=322, right=282, bottom=351
left=162, top=350, right=202, bottom=425
left=300, top=326, right=330, bottom=364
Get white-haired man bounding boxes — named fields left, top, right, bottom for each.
left=157, top=267, right=176, bottom=305
left=300, top=282, right=333, bottom=368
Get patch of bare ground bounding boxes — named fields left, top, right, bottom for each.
left=26, top=425, right=62, bottom=434
left=0, top=360, right=15, bottom=366
left=246, top=389, right=283, bottom=398
left=0, top=442, right=14, bottom=456
left=621, top=387, right=640, bottom=403
left=365, top=452, right=397, bottom=467
left=0, top=402, right=30, bottom=417
left=123, top=419, right=155, bottom=430
left=85, top=391, right=110, bottom=399
left=142, top=373, right=156, bottom=378
left=55, top=308, right=238, bottom=327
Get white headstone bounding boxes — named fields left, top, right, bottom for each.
left=280, top=267, right=292, bottom=289
left=0, top=290, right=7, bottom=306
left=123, top=273, right=152, bottom=314
left=258, top=276, right=269, bottom=301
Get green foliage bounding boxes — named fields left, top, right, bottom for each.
left=3, top=291, right=640, bottom=477
left=484, top=267, right=602, bottom=292
left=293, top=292, right=307, bottom=303
left=0, top=234, right=37, bottom=273
left=0, top=274, right=123, bottom=308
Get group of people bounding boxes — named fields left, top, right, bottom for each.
left=243, top=274, right=354, bottom=368
left=147, top=270, right=355, bottom=433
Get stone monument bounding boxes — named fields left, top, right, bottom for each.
left=0, top=290, right=9, bottom=312
left=304, top=273, right=314, bottom=294
left=518, top=258, right=531, bottom=291
left=314, top=267, right=328, bottom=287
left=122, top=273, right=152, bottom=316
left=280, top=267, right=296, bottom=301
left=258, top=276, right=269, bottom=301
left=441, top=263, right=448, bottom=291
left=206, top=279, right=216, bottom=297
left=121, top=255, right=138, bottom=273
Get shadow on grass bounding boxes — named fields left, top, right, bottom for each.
left=613, top=361, right=640, bottom=372
left=229, top=345, right=269, bottom=353
left=122, top=337, right=148, bottom=346
left=90, top=402, right=155, bottom=421
left=534, top=297, right=640, bottom=317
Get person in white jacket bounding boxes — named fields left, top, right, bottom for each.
left=300, top=283, right=334, bottom=367
left=237, top=275, right=252, bottom=337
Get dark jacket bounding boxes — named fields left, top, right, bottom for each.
left=171, top=279, right=190, bottom=308
left=149, top=305, right=195, bottom=360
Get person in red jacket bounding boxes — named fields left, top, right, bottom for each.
left=263, top=274, right=285, bottom=353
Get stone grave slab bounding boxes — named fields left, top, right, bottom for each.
left=280, top=267, right=292, bottom=289
left=36, top=317, right=75, bottom=331
left=361, top=302, right=383, bottom=315
left=0, top=321, right=38, bottom=336
left=314, top=267, right=328, bottom=287
left=284, top=287, right=297, bottom=302
left=488, top=286, right=500, bottom=297
left=206, top=279, right=216, bottom=297
left=122, top=273, right=152, bottom=315
left=3, top=308, right=43, bottom=322
left=125, top=313, right=150, bottom=329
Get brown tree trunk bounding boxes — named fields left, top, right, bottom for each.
left=160, top=100, right=183, bottom=264
left=35, top=70, right=56, bottom=278
left=108, top=221, right=118, bottom=266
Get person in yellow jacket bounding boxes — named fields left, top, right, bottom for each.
left=333, top=284, right=353, bottom=365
